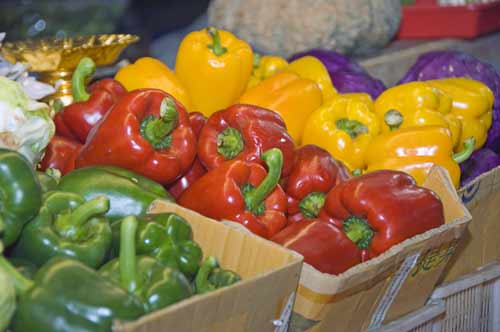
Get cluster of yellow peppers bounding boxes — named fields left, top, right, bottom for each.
left=114, top=26, right=494, bottom=188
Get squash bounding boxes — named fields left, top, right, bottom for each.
left=207, top=0, right=401, bottom=57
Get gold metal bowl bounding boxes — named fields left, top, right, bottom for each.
left=1, top=34, right=139, bottom=104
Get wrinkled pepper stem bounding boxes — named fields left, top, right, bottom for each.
left=299, top=192, right=326, bottom=219
left=336, top=118, right=369, bottom=139
left=0, top=256, right=34, bottom=294
left=120, top=216, right=140, bottom=294
left=453, top=137, right=476, bottom=163
left=253, top=53, right=262, bottom=69
left=140, top=97, right=179, bottom=150
left=72, top=57, right=96, bottom=102
left=54, top=196, right=110, bottom=241
left=343, top=216, right=374, bottom=249
left=352, top=169, right=363, bottom=176
left=243, top=148, right=283, bottom=215
left=384, top=109, right=404, bottom=131
left=217, top=127, right=244, bottom=160
left=206, top=27, right=227, bottom=56
left=195, top=256, right=219, bottom=294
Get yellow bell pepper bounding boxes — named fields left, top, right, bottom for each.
left=239, top=71, right=323, bottom=144
left=286, top=56, right=337, bottom=101
left=175, top=27, right=253, bottom=117
left=301, top=93, right=380, bottom=171
left=365, top=126, right=475, bottom=188
left=115, top=57, right=191, bottom=109
left=374, top=82, right=462, bottom=148
left=247, top=54, right=288, bottom=89
left=426, top=78, right=494, bottom=151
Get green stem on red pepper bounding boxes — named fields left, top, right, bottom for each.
left=336, top=118, right=368, bottom=139
left=53, top=196, right=110, bottom=242
left=207, top=27, right=227, bottom=56
left=217, top=127, right=244, bottom=160
left=384, top=109, right=404, bottom=131
left=299, top=192, right=326, bottom=219
left=452, top=137, right=476, bottom=164
left=343, top=215, right=374, bottom=250
left=243, top=148, right=283, bottom=215
left=140, top=97, right=179, bottom=150
left=0, top=256, right=33, bottom=294
left=72, top=57, right=96, bottom=102
left=119, top=216, right=140, bottom=294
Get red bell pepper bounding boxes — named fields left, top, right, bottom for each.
left=38, top=136, right=82, bottom=175
left=320, top=170, right=445, bottom=258
left=168, top=112, right=208, bottom=198
left=179, top=148, right=287, bottom=238
left=76, top=89, right=197, bottom=185
left=285, top=145, right=351, bottom=224
left=198, top=104, right=295, bottom=177
left=54, top=57, right=127, bottom=143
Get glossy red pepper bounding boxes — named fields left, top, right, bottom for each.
left=198, top=104, right=295, bottom=177
left=320, top=170, right=445, bottom=259
left=271, top=220, right=364, bottom=275
left=179, top=148, right=287, bottom=239
left=284, top=145, right=351, bottom=224
left=76, top=89, right=197, bottom=185
left=54, top=57, right=127, bottom=143
left=168, top=112, right=208, bottom=198
left=39, top=136, right=82, bottom=175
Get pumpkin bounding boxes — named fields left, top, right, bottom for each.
left=207, top=0, right=401, bottom=57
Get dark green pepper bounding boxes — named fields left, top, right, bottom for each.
left=58, top=166, right=174, bottom=221
left=12, top=192, right=112, bottom=268
left=0, top=256, right=144, bottom=332
left=9, top=258, right=38, bottom=279
left=110, top=213, right=203, bottom=279
left=100, top=216, right=193, bottom=313
left=195, top=256, right=241, bottom=294
left=0, top=149, right=42, bottom=247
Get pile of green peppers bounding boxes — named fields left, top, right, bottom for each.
left=0, top=148, right=241, bottom=332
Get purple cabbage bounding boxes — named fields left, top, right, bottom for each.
left=460, top=148, right=500, bottom=187
left=399, top=51, right=500, bottom=154
left=289, top=49, right=386, bottom=100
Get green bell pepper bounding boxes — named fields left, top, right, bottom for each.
left=0, top=148, right=42, bottom=247
left=100, top=216, right=193, bottom=313
left=195, top=256, right=241, bottom=294
left=0, top=256, right=144, bottom=332
left=110, top=213, right=203, bottom=279
left=0, top=218, right=16, bottom=332
left=12, top=191, right=112, bottom=268
left=9, top=258, right=38, bottom=279
left=58, top=166, right=174, bottom=221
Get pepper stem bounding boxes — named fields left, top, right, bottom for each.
left=352, top=169, right=363, bottom=176
left=54, top=196, right=110, bottom=241
left=243, top=148, right=283, bottom=215
left=140, top=97, right=179, bottom=150
left=253, top=53, right=262, bottom=69
left=299, top=192, right=326, bottom=219
left=72, top=57, right=96, bottom=102
left=120, top=216, right=140, bottom=294
left=217, top=127, right=244, bottom=160
left=343, top=216, right=374, bottom=250
left=207, top=27, right=227, bottom=56
left=336, top=118, right=369, bottom=139
left=195, top=256, right=219, bottom=294
left=384, top=109, right=404, bottom=131
left=0, top=256, right=34, bottom=294
left=453, top=137, right=476, bottom=163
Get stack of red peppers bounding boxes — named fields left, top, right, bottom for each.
left=40, top=57, right=446, bottom=276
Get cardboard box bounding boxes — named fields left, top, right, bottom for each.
left=441, top=165, right=500, bottom=282
left=114, top=201, right=303, bottom=332
left=288, top=167, right=471, bottom=332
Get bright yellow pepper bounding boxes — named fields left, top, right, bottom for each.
left=365, top=126, right=475, bottom=188
left=301, top=93, right=380, bottom=171
left=175, top=27, right=253, bottom=117
left=114, top=57, right=191, bottom=109
left=239, top=71, right=323, bottom=144
left=426, top=78, right=494, bottom=151
left=246, top=54, right=288, bottom=89
left=374, top=82, right=462, bottom=148
left=286, top=56, right=337, bottom=101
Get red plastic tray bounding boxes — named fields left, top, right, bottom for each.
left=397, top=0, right=500, bottom=39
